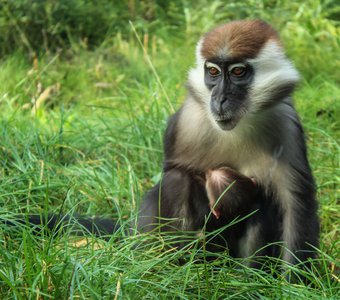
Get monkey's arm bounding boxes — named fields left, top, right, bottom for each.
left=278, top=118, right=319, bottom=266
left=138, top=167, right=209, bottom=232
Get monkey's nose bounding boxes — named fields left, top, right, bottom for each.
left=211, top=98, right=227, bottom=115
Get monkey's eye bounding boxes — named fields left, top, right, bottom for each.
left=206, top=62, right=221, bottom=77
left=208, top=67, right=221, bottom=77
left=231, top=67, right=246, bottom=77
left=228, top=63, right=247, bottom=77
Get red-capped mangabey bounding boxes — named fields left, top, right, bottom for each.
left=138, top=20, right=319, bottom=273
left=205, top=167, right=256, bottom=220
left=203, top=167, right=259, bottom=256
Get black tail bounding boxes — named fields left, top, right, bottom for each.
left=3, top=214, right=120, bottom=238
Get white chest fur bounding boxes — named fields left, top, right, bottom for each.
left=174, top=99, right=279, bottom=183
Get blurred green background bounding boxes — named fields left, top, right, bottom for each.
left=0, top=0, right=339, bottom=298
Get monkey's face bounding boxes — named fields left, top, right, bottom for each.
left=188, top=20, right=299, bottom=132
left=204, top=60, right=254, bottom=130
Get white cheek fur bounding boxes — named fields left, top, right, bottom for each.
left=247, top=40, right=299, bottom=112
left=188, top=39, right=212, bottom=104
left=188, top=67, right=211, bottom=103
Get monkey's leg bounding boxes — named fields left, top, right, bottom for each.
left=137, top=168, right=194, bottom=233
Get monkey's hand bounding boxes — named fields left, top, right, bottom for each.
left=205, top=167, right=257, bottom=219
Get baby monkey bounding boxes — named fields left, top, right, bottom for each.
left=205, top=167, right=257, bottom=220
left=197, top=167, right=259, bottom=256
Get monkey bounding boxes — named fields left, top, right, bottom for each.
left=137, top=19, right=319, bottom=272
left=205, top=167, right=257, bottom=220
left=3, top=20, right=319, bottom=279
left=203, top=167, right=260, bottom=256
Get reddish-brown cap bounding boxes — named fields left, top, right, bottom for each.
left=201, top=20, right=280, bottom=60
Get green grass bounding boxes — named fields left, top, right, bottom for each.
left=0, top=0, right=339, bottom=299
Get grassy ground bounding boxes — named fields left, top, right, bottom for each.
left=0, top=1, right=339, bottom=299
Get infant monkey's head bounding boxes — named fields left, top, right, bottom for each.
left=205, top=167, right=257, bottom=219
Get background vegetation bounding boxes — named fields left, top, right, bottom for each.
left=0, top=0, right=339, bottom=298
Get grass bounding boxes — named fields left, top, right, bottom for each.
left=0, top=0, right=339, bottom=299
